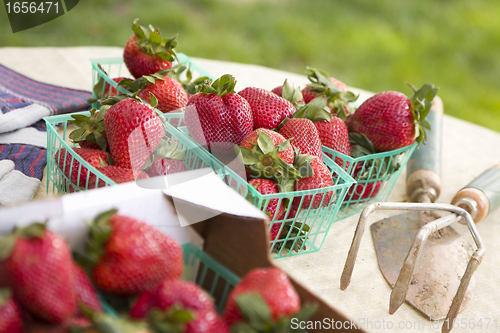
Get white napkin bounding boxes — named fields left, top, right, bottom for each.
left=0, top=169, right=40, bottom=206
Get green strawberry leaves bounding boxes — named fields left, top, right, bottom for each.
left=304, top=67, right=358, bottom=120
left=199, top=74, right=236, bottom=96
left=233, top=293, right=318, bottom=333
left=132, top=18, right=177, bottom=62
left=235, top=133, right=300, bottom=184
left=69, top=108, right=108, bottom=152
left=273, top=222, right=310, bottom=253
left=148, top=305, right=195, bottom=333
left=408, top=83, right=439, bottom=145
left=280, top=80, right=304, bottom=107
left=292, top=96, right=331, bottom=123
left=170, top=63, right=212, bottom=95
left=78, top=208, right=117, bottom=268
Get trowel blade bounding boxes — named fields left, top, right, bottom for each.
left=370, top=210, right=475, bottom=320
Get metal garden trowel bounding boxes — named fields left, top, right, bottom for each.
left=339, top=97, right=500, bottom=332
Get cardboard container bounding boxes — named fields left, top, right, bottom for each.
left=0, top=169, right=365, bottom=332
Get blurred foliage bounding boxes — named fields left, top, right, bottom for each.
left=0, top=0, right=499, bottom=132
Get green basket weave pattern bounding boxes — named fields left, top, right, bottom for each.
left=90, top=54, right=215, bottom=109
left=324, top=143, right=417, bottom=220
left=182, top=243, right=240, bottom=312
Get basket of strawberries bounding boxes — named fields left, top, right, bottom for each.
left=0, top=208, right=316, bottom=332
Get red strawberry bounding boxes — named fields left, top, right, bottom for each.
left=346, top=83, right=438, bottom=151
left=346, top=178, right=382, bottom=202
left=104, top=97, right=163, bottom=170
left=344, top=161, right=383, bottom=202
left=69, top=109, right=108, bottom=152
left=0, top=223, right=77, bottom=323
left=85, top=209, right=183, bottom=295
left=184, top=74, right=253, bottom=153
left=279, top=118, right=323, bottom=159
left=72, top=263, right=102, bottom=314
left=131, top=279, right=229, bottom=333
left=294, top=156, right=335, bottom=209
left=123, top=19, right=176, bottom=79
left=0, top=289, right=23, bottom=333
left=55, top=147, right=109, bottom=187
left=223, top=268, right=301, bottom=326
left=314, top=117, right=351, bottom=167
left=146, top=137, right=187, bottom=177
left=238, top=87, right=295, bottom=130
left=237, top=129, right=300, bottom=189
left=240, top=128, right=294, bottom=165
left=89, top=165, right=149, bottom=188
left=248, top=179, right=284, bottom=220
left=0, top=262, right=9, bottom=287
left=138, top=76, right=188, bottom=113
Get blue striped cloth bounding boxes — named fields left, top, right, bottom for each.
left=0, top=63, right=92, bottom=180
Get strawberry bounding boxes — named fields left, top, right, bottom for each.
left=146, top=137, right=187, bottom=176
left=118, top=70, right=189, bottom=113
left=69, top=109, right=108, bottom=152
left=248, top=179, right=284, bottom=220
left=55, top=147, right=110, bottom=187
left=103, top=97, right=163, bottom=170
left=346, top=83, right=439, bottom=151
left=123, top=19, right=177, bottom=79
left=138, top=76, right=188, bottom=113
left=239, top=128, right=294, bottom=165
left=89, top=165, right=149, bottom=188
left=293, top=156, right=336, bottom=209
left=301, top=67, right=357, bottom=119
left=223, top=268, right=303, bottom=328
left=83, top=209, right=183, bottom=295
left=238, top=86, right=295, bottom=130
left=0, top=289, right=23, bottom=333
left=314, top=117, right=351, bottom=167
left=72, top=263, right=102, bottom=314
left=131, top=279, right=229, bottom=333
left=279, top=118, right=323, bottom=160
left=271, top=79, right=304, bottom=103
left=0, top=223, right=77, bottom=323
left=236, top=130, right=299, bottom=191
left=184, top=74, right=253, bottom=154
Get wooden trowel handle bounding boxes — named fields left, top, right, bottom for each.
left=451, top=164, right=500, bottom=223
left=406, top=96, right=443, bottom=203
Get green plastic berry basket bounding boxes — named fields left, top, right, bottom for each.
left=323, top=143, right=417, bottom=220
left=44, top=109, right=224, bottom=194
left=182, top=243, right=240, bottom=312
left=162, top=112, right=357, bottom=259
left=89, top=54, right=215, bottom=109
left=44, top=111, right=117, bottom=194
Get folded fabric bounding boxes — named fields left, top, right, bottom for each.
left=0, top=170, right=40, bottom=206
left=0, top=63, right=92, bottom=134
left=0, top=62, right=92, bottom=204
left=0, top=159, right=14, bottom=179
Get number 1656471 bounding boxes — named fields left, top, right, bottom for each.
left=5, top=2, right=59, bottom=14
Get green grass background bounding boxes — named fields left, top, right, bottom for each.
left=1, top=0, right=499, bottom=133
